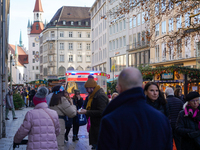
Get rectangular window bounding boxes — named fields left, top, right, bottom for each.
left=123, top=19, right=126, bottom=29
left=116, top=22, right=118, bottom=32
left=87, top=32, right=90, bottom=38
left=69, top=32, right=73, bottom=37
left=78, top=21, right=81, bottom=25
left=177, top=16, right=182, bottom=30
left=32, top=66, right=34, bottom=70
left=161, top=0, right=166, bottom=12
left=155, top=45, right=159, bottom=62
left=87, top=43, right=90, bottom=50
left=86, top=22, right=89, bottom=26
left=71, top=21, right=74, bottom=25
left=77, top=43, right=82, bottom=49
left=86, top=55, right=91, bottom=62
left=60, top=55, right=64, bottom=62
left=77, top=55, right=82, bottom=62
left=60, top=31, right=64, bottom=37
left=177, top=39, right=182, bottom=58
left=119, top=21, right=122, bottom=31
left=113, top=24, right=115, bottom=34
left=133, top=17, right=136, bottom=27
left=185, top=12, right=190, bottom=27
left=162, top=42, right=166, bottom=60
left=120, top=37, right=122, bottom=48
left=129, top=18, right=132, bottom=29
left=162, top=21, right=166, bottom=34
left=78, top=32, right=82, bottom=38
left=51, top=31, right=55, bottom=38
left=60, top=43, right=64, bottom=50
left=194, top=8, right=200, bottom=24
left=113, top=40, right=115, bottom=50
left=109, top=41, right=112, bottom=51
left=109, top=26, right=112, bottom=35
left=137, top=14, right=140, bottom=26
left=155, top=3, right=159, bottom=16
left=36, top=66, right=39, bottom=70
left=32, top=51, right=35, bottom=55
left=69, top=43, right=73, bottom=50
left=116, top=39, right=118, bottom=49
left=169, top=18, right=173, bottom=32
left=168, top=42, right=174, bottom=60
left=155, top=23, right=159, bottom=37
left=49, top=55, right=53, bottom=62
left=69, top=55, right=73, bottom=62
left=123, top=36, right=126, bottom=47
left=142, top=12, right=145, bottom=24
left=49, top=43, right=53, bottom=49
left=32, top=43, right=35, bottom=47
left=32, top=59, right=35, bottom=63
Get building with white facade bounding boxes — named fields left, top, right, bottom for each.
left=27, top=0, right=44, bottom=82
left=90, top=0, right=107, bottom=72
left=8, top=43, right=28, bottom=85
left=39, top=6, right=91, bottom=79
left=90, top=0, right=150, bottom=78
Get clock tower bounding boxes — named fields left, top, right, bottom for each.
left=27, top=0, right=44, bottom=82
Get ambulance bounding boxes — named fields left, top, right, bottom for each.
left=65, top=71, right=107, bottom=100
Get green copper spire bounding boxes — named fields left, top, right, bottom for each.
left=19, top=30, right=23, bottom=47
left=27, top=19, right=30, bottom=28
left=15, top=43, right=18, bottom=56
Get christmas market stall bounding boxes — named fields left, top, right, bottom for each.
left=141, top=66, right=200, bottom=97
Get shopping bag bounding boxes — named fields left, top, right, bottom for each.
left=78, top=114, right=87, bottom=126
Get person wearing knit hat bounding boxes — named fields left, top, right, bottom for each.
left=13, top=86, right=60, bottom=149
left=176, top=91, right=200, bottom=149
left=78, top=75, right=109, bottom=149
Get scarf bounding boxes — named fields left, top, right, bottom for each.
left=184, top=104, right=200, bottom=130
left=86, top=85, right=101, bottom=110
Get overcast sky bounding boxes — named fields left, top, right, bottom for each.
left=9, top=0, right=94, bottom=49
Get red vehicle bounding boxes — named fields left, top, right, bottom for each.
left=65, top=71, right=107, bottom=100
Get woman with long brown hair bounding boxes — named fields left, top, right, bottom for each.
left=49, top=85, right=77, bottom=150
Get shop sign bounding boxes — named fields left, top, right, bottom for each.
left=161, top=73, right=174, bottom=80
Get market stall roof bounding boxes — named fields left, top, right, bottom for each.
left=141, top=66, right=200, bottom=80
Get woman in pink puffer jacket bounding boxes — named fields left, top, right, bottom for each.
left=14, top=87, right=60, bottom=150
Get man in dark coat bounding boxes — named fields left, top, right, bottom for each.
left=165, top=87, right=183, bottom=150
left=78, top=75, right=109, bottom=149
left=97, top=67, right=172, bottom=150
left=29, top=87, right=36, bottom=107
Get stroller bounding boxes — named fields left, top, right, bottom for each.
left=11, top=139, right=28, bottom=150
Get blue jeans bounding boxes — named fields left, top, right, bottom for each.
left=24, top=97, right=27, bottom=106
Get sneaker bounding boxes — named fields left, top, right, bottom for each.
left=13, top=117, right=17, bottom=119
left=5, top=118, right=9, bottom=120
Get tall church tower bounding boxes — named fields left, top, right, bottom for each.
left=27, top=0, right=44, bottom=82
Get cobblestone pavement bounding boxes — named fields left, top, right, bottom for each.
left=0, top=107, right=92, bottom=150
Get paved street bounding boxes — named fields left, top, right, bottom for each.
left=0, top=107, right=91, bottom=150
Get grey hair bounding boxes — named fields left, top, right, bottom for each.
left=165, top=87, right=174, bottom=96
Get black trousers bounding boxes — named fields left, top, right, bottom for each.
left=72, top=116, right=79, bottom=136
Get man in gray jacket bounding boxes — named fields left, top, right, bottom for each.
left=6, top=90, right=17, bottom=120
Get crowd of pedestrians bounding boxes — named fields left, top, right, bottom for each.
left=11, top=67, right=200, bottom=150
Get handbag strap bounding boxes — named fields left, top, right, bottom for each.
left=42, top=108, right=55, bottom=128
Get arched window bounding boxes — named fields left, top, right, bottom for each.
left=36, top=13, right=39, bottom=19
left=85, top=66, right=91, bottom=71
left=67, top=66, right=74, bottom=71
left=58, top=66, right=66, bottom=76
left=76, top=66, right=83, bottom=71
left=19, top=73, right=21, bottom=80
